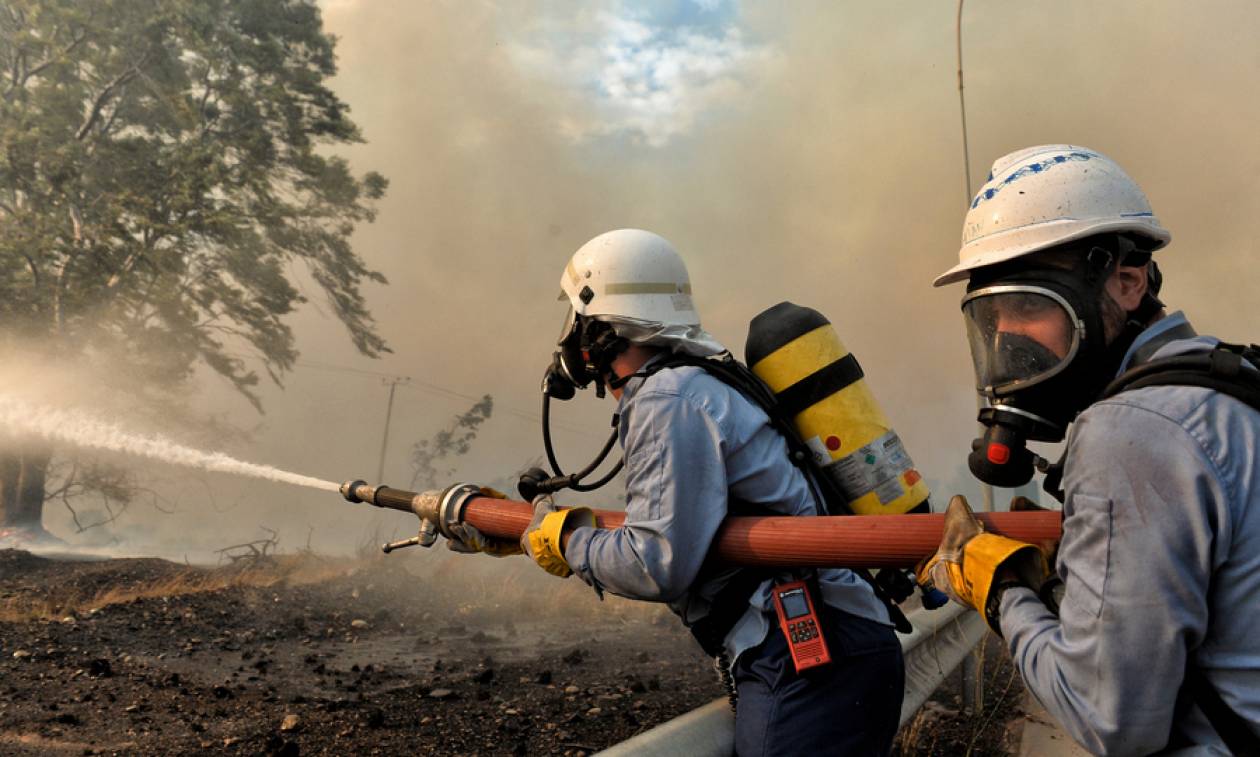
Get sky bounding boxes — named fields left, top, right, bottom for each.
left=38, top=0, right=1260, bottom=557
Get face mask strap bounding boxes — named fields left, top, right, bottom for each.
left=579, top=320, right=629, bottom=398
left=1114, top=236, right=1165, bottom=327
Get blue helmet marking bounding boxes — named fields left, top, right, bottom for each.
left=971, top=151, right=1097, bottom=210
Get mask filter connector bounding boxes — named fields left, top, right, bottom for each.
left=969, top=425, right=1035, bottom=488
left=968, top=405, right=1058, bottom=488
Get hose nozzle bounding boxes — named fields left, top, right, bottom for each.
left=340, top=479, right=370, bottom=503
left=336, top=478, right=483, bottom=553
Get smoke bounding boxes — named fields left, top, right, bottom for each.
left=297, top=0, right=1258, bottom=503
left=14, top=1, right=1258, bottom=556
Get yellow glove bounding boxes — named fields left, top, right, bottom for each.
left=519, top=494, right=596, bottom=578
left=917, top=495, right=1048, bottom=632
left=446, top=487, right=523, bottom=557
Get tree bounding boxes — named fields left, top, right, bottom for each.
left=410, top=396, right=495, bottom=491
left=0, top=0, right=389, bottom=534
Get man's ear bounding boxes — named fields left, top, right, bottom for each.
left=1104, top=263, right=1148, bottom=312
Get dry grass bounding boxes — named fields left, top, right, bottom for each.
left=0, top=548, right=674, bottom=630
left=0, top=554, right=358, bottom=623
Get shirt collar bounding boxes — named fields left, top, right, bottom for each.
left=1117, top=311, right=1196, bottom=374
left=614, top=351, right=671, bottom=413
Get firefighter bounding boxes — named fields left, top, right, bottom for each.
left=455, top=229, right=905, bottom=755
left=921, top=145, right=1260, bottom=754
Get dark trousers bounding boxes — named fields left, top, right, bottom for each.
left=733, top=606, right=904, bottom=757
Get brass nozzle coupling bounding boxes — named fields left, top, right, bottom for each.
left=337, top=479, right=482, bottom=554
left=340, top=479, right=370, bottom=504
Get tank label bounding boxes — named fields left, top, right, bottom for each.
left=803, top=435, right=831, bottom=466
left=824, top=430, right=915, bottom=506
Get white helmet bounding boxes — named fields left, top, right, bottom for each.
left=559, top=229, right=724, bottom=356
left=933, top=145, right=1171, bottom=287
left=561, top=229, right=698, bottom=324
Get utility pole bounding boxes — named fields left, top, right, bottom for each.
left=376, top=376, right=411, bottom=484
left=955, top=0, right=989, bottom=717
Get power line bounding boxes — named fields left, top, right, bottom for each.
left=222, top=352, right=603, bottom=438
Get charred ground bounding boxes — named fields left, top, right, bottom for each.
left=0, top=549, right=1023, bottom=755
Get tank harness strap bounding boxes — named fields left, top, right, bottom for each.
left=1101, top=343, right=1260, bottom=411
left=634, top=354, right=913, bottom=643
left=1173, top=651, right=1260, bottom=754
left=688, top=573, right=773, bottom=659
left=686, top=496, right=778, bottom=658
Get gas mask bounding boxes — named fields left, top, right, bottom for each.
left=961, top=241, right=1158, bottom=488
left=542, top=308, right=629, bottom=401
left=528, top=309, right=630, bottom=500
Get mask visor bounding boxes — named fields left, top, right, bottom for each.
left=557, top=306, right=577, bottom=346
left=962, top=286, right=1081, bottom=396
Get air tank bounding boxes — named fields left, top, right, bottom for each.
left=745, top=302, right=930, bottom=516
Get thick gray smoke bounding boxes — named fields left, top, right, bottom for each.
left=32, top=0, right=1260, bottom=556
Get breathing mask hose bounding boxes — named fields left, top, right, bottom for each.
left=568, top=456, right=624, bottom=492
left=536, top=392, right=624, bottom=495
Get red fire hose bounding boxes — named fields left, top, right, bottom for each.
left=340, top=482, right=1062, bottom=569
left=461, top=495, right=1061, bottom=570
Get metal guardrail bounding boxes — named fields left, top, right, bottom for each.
left=597, top=603, right=987, bottom=757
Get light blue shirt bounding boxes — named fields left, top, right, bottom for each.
left=564, top=358, right=890, bottom=662
left=1000, top=312, right=1260, bottom=755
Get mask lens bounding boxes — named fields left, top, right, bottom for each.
left=558, top=306, right=577, bottom=345
left=963, top=289, right=1077, bottom=395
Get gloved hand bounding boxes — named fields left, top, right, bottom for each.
left=916, top=495, right=1049, bottom=632
left=519, top=494, right=596, bottom=578
left=446, top=522, right=523, bottom=557
left=1008, top=495, right=1065, bottom=612
left=445, top=487, right=523, bottom=557
left=1008, top=496, right=1043, bottom=512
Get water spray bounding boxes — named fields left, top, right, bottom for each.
left=0, top=395, right=339, bottom=493
left=0, top=391, right=1063, bottom=569
left=339, top=479, right=1063, bottom=568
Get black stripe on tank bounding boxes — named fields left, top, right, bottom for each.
left=775, top=354, right=865, bottom=418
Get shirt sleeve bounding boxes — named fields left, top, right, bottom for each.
left=999, top=398, right=1227, bottom=756
left=563, top=388, right=729, bottom=602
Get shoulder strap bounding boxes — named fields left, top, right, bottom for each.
left=1102, top=343, right=1260, bottom=412
left=635, top=353, right=851, bottom=514
left=1180, top=665, right=1260, bottom=755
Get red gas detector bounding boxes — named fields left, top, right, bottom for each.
left=771, top=580, right=832, bottom=673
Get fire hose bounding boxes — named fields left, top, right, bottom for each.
left=340, top=480, right=1062, bottom=569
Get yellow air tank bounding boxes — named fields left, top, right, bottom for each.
left=745, top=302, right=929, bottom=516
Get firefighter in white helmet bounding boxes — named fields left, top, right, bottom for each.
left=454, top=229, right=906, bottom=755
left=920, top=145, right=1260, bottom=754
